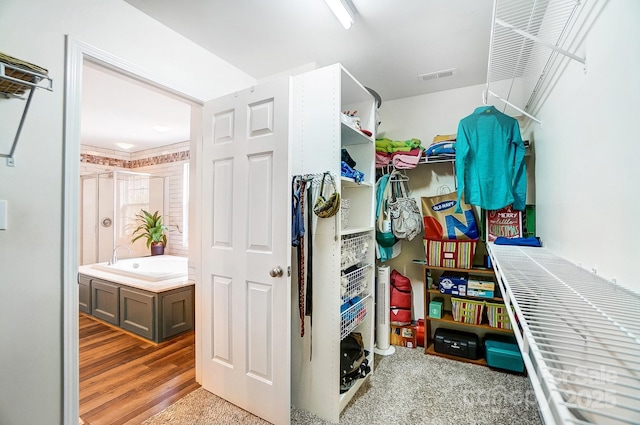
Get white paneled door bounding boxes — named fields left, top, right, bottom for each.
left=200, top=79, right=291, bottom=425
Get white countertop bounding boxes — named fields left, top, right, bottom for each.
left=78, top=264, right=194, bottom=293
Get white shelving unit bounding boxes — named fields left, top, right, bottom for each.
left=291, top=63, right=376, bottom=423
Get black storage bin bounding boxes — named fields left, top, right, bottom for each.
left=434, top=328, right=482, bottom=360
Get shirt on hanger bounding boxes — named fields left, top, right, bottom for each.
left=455, top=105, right=526, bottom=212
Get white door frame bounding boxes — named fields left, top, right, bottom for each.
left=62, top=36, right=203, bottom=425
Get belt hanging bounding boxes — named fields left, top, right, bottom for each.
left=292, top=176, right=307, bottom=337
left=306, top=180, right=314, bottom=359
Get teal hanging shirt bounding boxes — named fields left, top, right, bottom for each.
left=455, top=105, right=526, bottom=212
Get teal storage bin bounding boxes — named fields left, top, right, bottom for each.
left=485, top=336, right=524, bottom=373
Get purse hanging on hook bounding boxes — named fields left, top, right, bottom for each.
left=313, top=172, right=341, bottom=218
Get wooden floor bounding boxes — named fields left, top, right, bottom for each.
left=79, top=313, right=199, bottom=425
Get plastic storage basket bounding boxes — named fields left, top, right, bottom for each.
left=486, top=301, right=513, bottom=330
left=451, top=297, right=485, bottom=325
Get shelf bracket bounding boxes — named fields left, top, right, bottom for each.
left=1, top=58, right=53, bottom=167
left=1, top=87, right=35, bottom=167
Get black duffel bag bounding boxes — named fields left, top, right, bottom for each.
left=340, top=332, right=371, bottom=393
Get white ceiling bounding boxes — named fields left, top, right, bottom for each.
left=81, top=62, right=191, bottom=152
left=83, top=0, right=494, bottom=152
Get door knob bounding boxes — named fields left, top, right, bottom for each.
left=269, top=266, right=284, bottom=278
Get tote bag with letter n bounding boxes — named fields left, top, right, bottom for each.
left=421, top=190, right=479, bottom=240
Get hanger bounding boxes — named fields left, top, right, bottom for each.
left=388, top=169, right=409, bottom=182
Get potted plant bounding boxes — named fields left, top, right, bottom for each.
left=131, top=209, right=168, bottom=256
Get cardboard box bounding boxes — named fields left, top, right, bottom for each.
left=467, top=288, right=495, bottom=298
left=429, top=298, right=444, bottom=319
left=438, top=272, right=468, bottom=296
left=390, top=324, right=417, bottom=348
left=468, top=275, right=495, bottom=291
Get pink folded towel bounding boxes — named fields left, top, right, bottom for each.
left=391, top=149, right=422, bottom=169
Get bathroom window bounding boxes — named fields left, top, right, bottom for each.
left=182, top=163, right=189, bottom=247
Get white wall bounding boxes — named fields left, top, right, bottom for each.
left=133, top=142, right=191, bottom=258
left=0, top=1, right=254, bottom=424
left=530, top=0, right=640, bottom=292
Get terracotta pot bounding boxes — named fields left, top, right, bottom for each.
left=150, top=242, right=165, bottom=256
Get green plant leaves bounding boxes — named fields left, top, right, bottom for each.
left=130, top=209, right=168, bottom=248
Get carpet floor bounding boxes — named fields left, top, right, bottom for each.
left=143, top=346, right=542, bottom=424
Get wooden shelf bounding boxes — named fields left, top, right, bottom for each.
left=425, top=344, right=487, bottom=366
left=423, top=265, right=495, bottom=276
left=422, top=262, right=514, bottom=370
left=428, top=288, right=503, bottom=302
left=429, top=311, right=513, bottom=334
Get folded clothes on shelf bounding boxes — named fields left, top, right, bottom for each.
left=494, top=236, right=542, bottom=247
left=425, top=141, right=455, bottom=157
left=341, top=161, right=365, bottom=183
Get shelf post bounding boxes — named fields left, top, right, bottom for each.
left=2, top=87, right=36, bottom=167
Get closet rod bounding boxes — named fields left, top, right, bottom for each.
left=483, top=89, right=542, bottom=124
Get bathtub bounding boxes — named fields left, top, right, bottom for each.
left=78, top=255, right=194, bottom=342
left=92, top=255, right=187, bottom=281
left=79, top=255, right=190, bottom=292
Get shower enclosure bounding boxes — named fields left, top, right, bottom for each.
left=80, top=170, right=167, bottom=265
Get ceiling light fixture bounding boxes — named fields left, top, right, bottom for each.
left=115, top=143, right=134, bottom=150
left=323, top=0, right=356, bottom=29
left=153, top=125, right=171, bottom=133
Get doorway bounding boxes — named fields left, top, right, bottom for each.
left=63, top=37, right=203, bottom=424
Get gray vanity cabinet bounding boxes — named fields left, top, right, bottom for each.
left=78, top=274, right=91, bottom=314
left=91, top=279, right=119, bottom=325
left=80, top=273, right=194, bottom=342
left=120, top=287, right=156, bottom=340
left=162, top=289, right=194, bottom=339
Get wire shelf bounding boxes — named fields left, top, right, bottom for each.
left=0, top=58, right=52, bottom=98
left=1, top=53, right=53, bottom=166
left=341, top=232, right=372, bottom=270
left=341, top=264, right=372, bottom=301
left=340, top=293, right=371, bottom=341
left=485, top=0, right=587, bottom=124
left=489, top=244, right=640, bottom=425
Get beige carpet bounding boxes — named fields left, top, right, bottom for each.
left=144, top=346, right=542, bottom=425
left=142, top=388, right=269, bottom=425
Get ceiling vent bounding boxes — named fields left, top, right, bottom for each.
left=419, top=68, right=457, bottom=81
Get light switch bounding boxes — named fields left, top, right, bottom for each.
left=0, top=200, right=7, bottom=230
